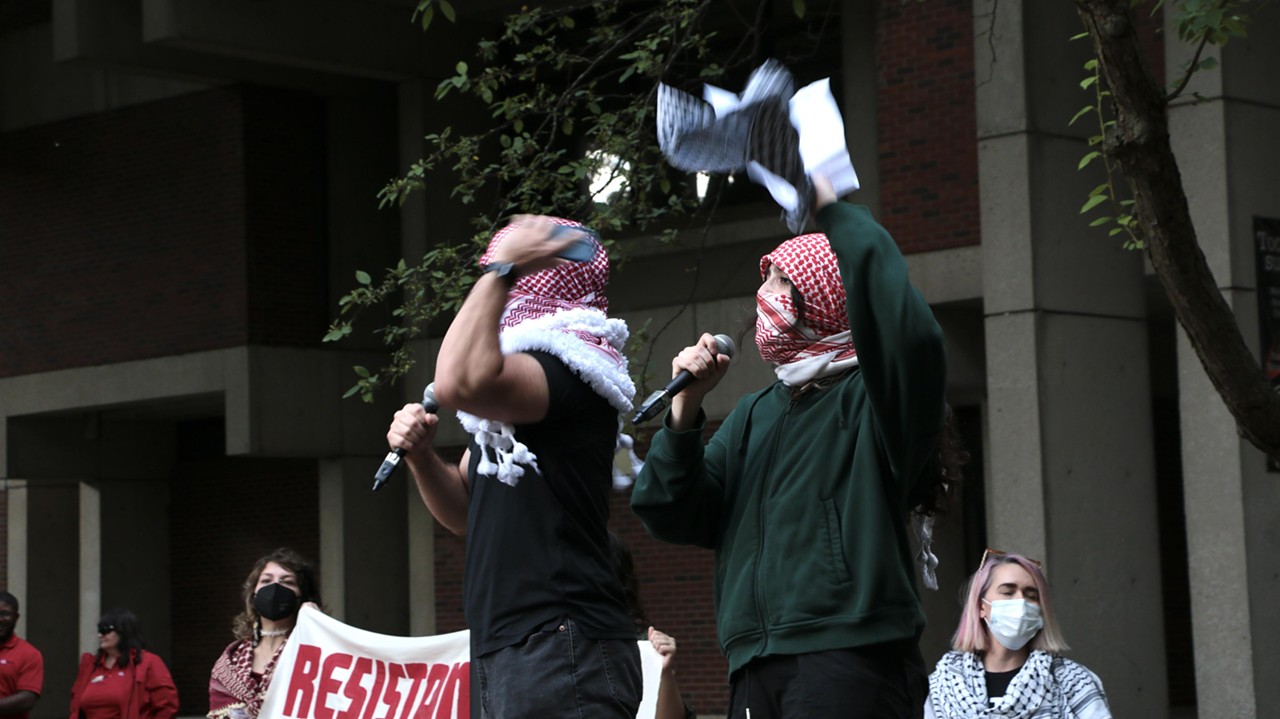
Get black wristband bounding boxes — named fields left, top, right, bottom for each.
left=481, top=261, right=518, bottom=286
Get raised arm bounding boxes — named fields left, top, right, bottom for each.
left=434, top=217, right=585, bottom=424
left=815, top=178, right=946, bottom=473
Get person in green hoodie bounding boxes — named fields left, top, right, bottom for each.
left=631, top=175, right=953, bottom=719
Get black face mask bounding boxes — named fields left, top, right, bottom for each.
left=253, top=582, right=300, bottom=621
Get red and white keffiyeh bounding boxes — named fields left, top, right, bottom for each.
left=756, top=232, right=859, bottom=386
left=458, top=218, right=639, bottom=487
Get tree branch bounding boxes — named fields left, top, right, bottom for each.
left=1075, top=0, right=1280, bottom=460
left=1165, top=21, right=1214, bottom=102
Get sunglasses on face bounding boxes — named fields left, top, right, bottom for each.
left=978, top=547, right=1045, bottom=575
left=97, top=623, right=116, bottom=635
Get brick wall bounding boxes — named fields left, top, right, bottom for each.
left=0, top=85, right=329, bottom=379
left=168, top=433, right=320, bottom=716
left=242, top=86, right=330, bottom=347
left=876, top=0, right=980, bottom=253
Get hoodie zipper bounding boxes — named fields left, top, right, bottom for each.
left=752, top=394, right=797, bottom=657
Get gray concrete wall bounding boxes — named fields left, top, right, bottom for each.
left=975, top=2, right=1168, bottom=715
left=1168, top=1, right=1280, bottom=714
left=0, top=20, right=207, bottom=133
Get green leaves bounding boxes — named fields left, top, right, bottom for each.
left=331, top=0, right=741, bottom=400
left=1079, top=193, right=1108, bottom=214
left=414, top=0, right=455, bottom=30
left=1072, top=49, right=1141, bottom=248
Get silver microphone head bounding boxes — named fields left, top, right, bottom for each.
left=422, top=382, right=439, bottom=413
left=713, top=333, right=737, bottom=358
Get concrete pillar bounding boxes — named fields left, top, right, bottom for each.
left=1167, top=2, right=1280, bottom=715
left=319, top=458, right=410, bottom=636
left=13, top=480, right=82, bottom=719
left=78, top=483, right=100, bottom=658
left=975, top=2, right=1167, bottom=716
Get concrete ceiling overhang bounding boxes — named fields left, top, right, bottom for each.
left=51, top=0, right=486, bottom=94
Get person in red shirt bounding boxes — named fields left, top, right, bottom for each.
left=67, top=609, right=178, bottom=719
left=0, top=592, right=43, bottom=719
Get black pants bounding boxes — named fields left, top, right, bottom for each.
left=472, top=618, right=641, bottom=719
left=726, top=641, right=927, bottom=719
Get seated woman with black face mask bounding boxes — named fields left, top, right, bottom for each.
left=925, top=551, right=1111, bottom=719
left=207, top=548, right=321, bottom=719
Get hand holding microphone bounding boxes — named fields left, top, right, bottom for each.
left=373, top=383, right=438, bottom=491
left=631, top=334, right=735, bottom=424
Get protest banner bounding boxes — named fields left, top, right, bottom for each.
left=260, top=606, right=663, bottom=718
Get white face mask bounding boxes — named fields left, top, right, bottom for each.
left=983, top=598, right=1043, bottom=650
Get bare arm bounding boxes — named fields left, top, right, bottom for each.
left=388, top=403, right=471, bottom=535
left=649, top=628, right=688, bottom=719
left=0, top=691, right=38, bottom=716
left=434, top=216, right=584, bottom=424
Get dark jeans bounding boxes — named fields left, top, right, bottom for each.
left=727, top=640, right=927, bottom=719
left=473, top=618, right=641, bottom=719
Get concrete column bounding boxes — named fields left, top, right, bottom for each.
left=17, top=480, right=82, bottom=719
left=319, top=458, right=411, bottom=636
left=976, top=2, right=1167, bottom=716
left=1167, top=2, right=1280, bottom=715
left=4, top=480, right=29, bottom=638
left=78, top=483, right=101, bottom=656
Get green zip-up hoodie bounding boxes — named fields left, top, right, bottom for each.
left=631, top=201, right=947, bottom=675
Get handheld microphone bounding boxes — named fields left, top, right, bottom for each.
left=631, top=334, right=735, bottom=425
left=371, top=383, right=438, bottom=492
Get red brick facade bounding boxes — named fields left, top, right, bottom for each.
left=0, top=85, right=327, bottom=379
left=876, top=0, right=980, bottom=254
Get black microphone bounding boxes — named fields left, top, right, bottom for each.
left=371, top=383, right=438, bottom=492
left=631, top=334, right=735, bottom=424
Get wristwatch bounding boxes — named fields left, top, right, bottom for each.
left=480, top=261, right=518, bottom=285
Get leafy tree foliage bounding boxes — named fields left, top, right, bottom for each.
left=325, top=0, right=833, bottom=402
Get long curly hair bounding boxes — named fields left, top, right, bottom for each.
left=230, top=547, right=321, bottom=642
left=910, top=403, right=968, bottom=518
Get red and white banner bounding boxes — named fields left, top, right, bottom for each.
left=260, top=605, right=664, bottom=719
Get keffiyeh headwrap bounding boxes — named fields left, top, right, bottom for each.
left=928, top=650, right=1110, bottom=719
left=757, top=232, right=859, bottom=386
left=759, top=232, right=943, bottom=589
left=456, top=218, right=639, bottom=488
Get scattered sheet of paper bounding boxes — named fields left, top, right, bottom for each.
left=790, top=78, right=860, bottom=197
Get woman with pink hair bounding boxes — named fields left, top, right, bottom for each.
left=925, top=551, right=1111, bottom=718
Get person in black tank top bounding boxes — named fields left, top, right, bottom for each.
left=386, top=216, right=641, bottom=719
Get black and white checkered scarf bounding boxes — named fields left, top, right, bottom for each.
left=928, top=650, right=1111, bottom=719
